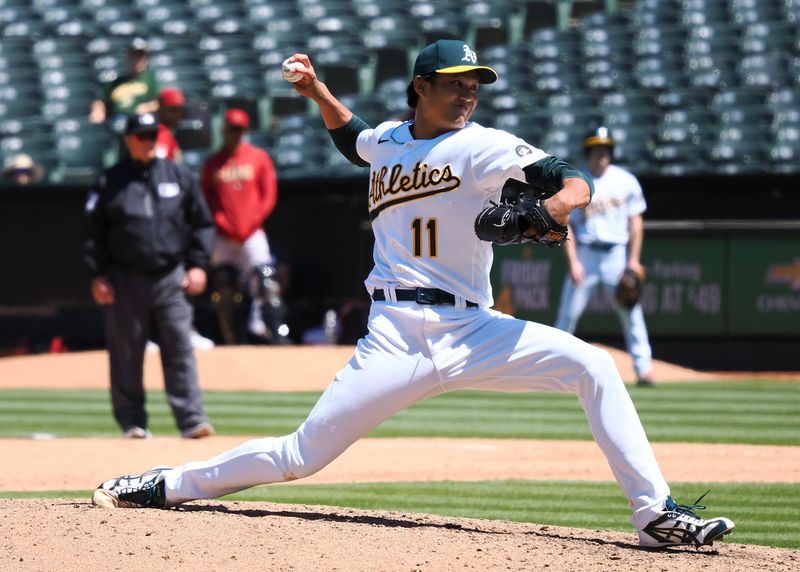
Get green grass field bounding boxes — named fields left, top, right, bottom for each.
left=0, top=381, right=797, bottom=444
left=1, top=380, right=798, bottom=549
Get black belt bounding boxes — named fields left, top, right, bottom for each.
left=372, top=288, right=478, bottom=308
left=582, top=242, right=620, bottom=251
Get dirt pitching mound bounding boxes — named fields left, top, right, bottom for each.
left=3, top=499, right=798, bottom=572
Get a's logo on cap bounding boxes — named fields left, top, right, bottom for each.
left=141, top=114, right=156, bottom=125
left=597, top=126, right=609, bottom=139
left=461, top=45, right=477, bottom=64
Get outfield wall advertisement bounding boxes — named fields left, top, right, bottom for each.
left=490, top=236, right=798, bottom=337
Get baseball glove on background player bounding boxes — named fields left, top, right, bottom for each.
left=615, top=268, right=645, bottom=309
left=474, top=196, right=568, bottom=247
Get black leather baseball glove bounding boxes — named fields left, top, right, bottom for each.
left=474, top=196, right=568, bottom=247
left=615, top=268, right=645, bottom=309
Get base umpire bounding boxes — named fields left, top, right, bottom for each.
left=83, top=112, right=216, bottom=439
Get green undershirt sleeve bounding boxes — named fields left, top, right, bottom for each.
left=523, top=156, right=595, bottom=199
left=327, top=115, right=372, bottom=167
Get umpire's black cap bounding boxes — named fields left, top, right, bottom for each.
left=125, top=113, right=159, bottom=135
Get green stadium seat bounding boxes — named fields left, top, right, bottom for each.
left=769, top=141, right=800, bottom=173
left=494, top=110, right=549, bottom=134
left=52, top=118, right=110, bottom=141
left=375, top=76, right=410, bottom=117
left=53, top=132, right=115, bottom=183
left=180, top=148, right=211, bottom=172
left=655, top=88, right=709, bottom=110
left=739, top=54, right=793, bottom=89
left=0, top=98, right=42, bottom=119
left=767, top=88, right=800, bottom=112
left=633, top=25, right=686, bottom=58
left=0, top=116, right=52, bottom=137
left=685, top=55, right=739, bottom=89
left=253, top=18, right=313, bottom=51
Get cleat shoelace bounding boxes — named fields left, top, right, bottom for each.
left=670, top=490, right=710, bottom=522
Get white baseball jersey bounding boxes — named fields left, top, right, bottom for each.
left=571, top=164, right=646, bottom=246
left=356, top=120, right=548, bottom=307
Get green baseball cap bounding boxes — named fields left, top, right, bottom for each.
left=412, top=39, right=498, bottom=84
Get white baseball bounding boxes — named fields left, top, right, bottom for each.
left=281, top=58, right=304, bottom=83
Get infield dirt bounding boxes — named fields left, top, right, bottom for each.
left=2, top=346, right=798, bottom=571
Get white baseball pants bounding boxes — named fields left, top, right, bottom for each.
left=163, top=302, right=669, bottom=530
left=211, top=228, right=272, bottom=270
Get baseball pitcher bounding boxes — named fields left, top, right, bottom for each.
left=92, top=40, right=733, bottom=549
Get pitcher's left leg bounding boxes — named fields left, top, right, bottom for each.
left=434, top=311, right=669, bottom=530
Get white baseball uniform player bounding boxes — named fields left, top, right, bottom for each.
left=92, top=40, right=734, bottom=549
left=554, top=127, right=654, bottom=385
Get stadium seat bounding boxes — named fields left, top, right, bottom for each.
left=532, top=60, right=581, bottom=93
left=662, top=108, right=716, bottom=131
left=717, top=105, right=772, bottom=128
left=243, top=128, right=274, bottom=151
left=651, top=138, right=710, bottom=175
left=254, top=21, right=313, bottom=53
left=191, top=2, right=248, bottom=30
left=772, top=109, right=800, bottom=131
left=529, top=27, right=581, bottom=60
left=633, top=25, right=686, bottom=58
left=376, top=76, right=411, bottom=118
left=337, top=93, right=387, bottom=127
left=415, top=17, right=465, bottom=45
left=767, top=88, right=800, bottom=112
left=174, top=101, right=211, bottom=150
left=769, top=142, right=800, bottom=173
left=634, top=64, right=686, bottom=91
left=307, top=39, right=375, bottom=95
left=325, top=143, right=365, bottom=176
left=463, top=1, right=520, bottom=49
left=493, top=110, right=550, bottom=135
left=710, top=88, right=769, bottom=111
left=155, top=68, right=209, bottom=90
left=739, top=54, right=793, bottom=89
left=785, top=0, right=800, bottom=24
left=0, top=116, right=52, bottom=143
left=655, top=88, right=710, bottom=110
left=542, top=124, right=590, bottom=161
left=604, top=108, right=660, bottom=129
left=53, top=132, right=114, bottom=183
left=181, top=148, right=211, bottom=172
left=520, top=0, right=557, bottom=35
left=42, top=98, right=90, bottom=121
left=361, top=14, right=417, bottom=84
left=600, top=89, right=657, bottom=112
left=582, top=59, right=634, bottom=91
left=685, top=55, right=738, bottom=89
left=246, top=2, right=301, bottom=24
left=708, top=139, right=770, bottom=174
left=1, top=132, right=54, bottom=159
left=0, top=97, right=42, bottom=119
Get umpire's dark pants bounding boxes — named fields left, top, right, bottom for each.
left=103, top=265, right=209, bottom=433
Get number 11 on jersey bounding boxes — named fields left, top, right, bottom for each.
left=411, top=217, right=438, bottom=258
